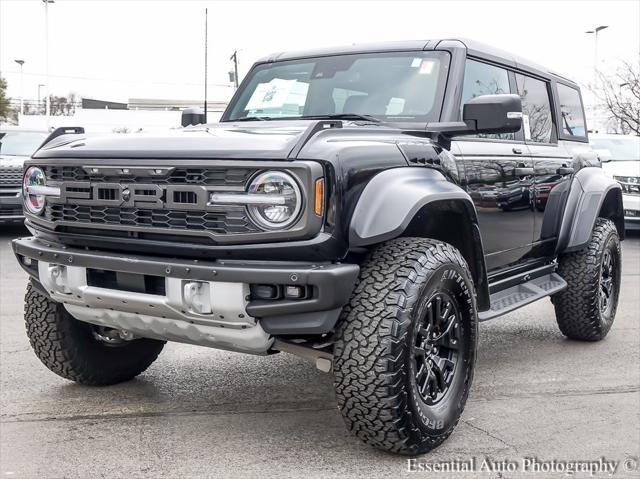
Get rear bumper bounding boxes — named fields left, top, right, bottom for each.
left=12, top=237, right=359, bottom=349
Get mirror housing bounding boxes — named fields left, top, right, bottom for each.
left=463, top=94, right=522, bottom=135
left=181, top=107, right=206, bottom=127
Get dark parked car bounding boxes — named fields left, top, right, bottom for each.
left=0, top=127, right=49, bottom=224
left=13, top=39, right=623, bottom=455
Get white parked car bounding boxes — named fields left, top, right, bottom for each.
left=591, top=134, right=640, bottom=230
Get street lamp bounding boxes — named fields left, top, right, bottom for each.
left=37, top=84, right=45, bottom=114
left=586, top=25, right=608, bottom=76
left=14, top=59, right=24, bottom=116
left=43, top=0, right=55, bottom=127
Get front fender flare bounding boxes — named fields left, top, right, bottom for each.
left=349, top=168, right=475, bottom=246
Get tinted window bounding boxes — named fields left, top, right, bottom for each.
left=557, top=84, right=586, bottom=138
left=515, top=74, right=553, bottom=143
left=461, top=59, right=514, bottom=140
left=227, top=51, right=450, bottom=122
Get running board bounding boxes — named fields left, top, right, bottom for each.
left=478, top=273, right=567, bottom=321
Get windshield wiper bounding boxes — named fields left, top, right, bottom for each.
left=299, top=113, right=383, bottom=123
left=232, top=116, right=272, bottom=121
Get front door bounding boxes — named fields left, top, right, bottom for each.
left=454, top=58, right=535, bottom=273
left=455, top=140, right=535, bottom=272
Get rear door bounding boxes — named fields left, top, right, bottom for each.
left=517, top=75, right=576, bottom=258
left=454, top=59, right=535, bottom=272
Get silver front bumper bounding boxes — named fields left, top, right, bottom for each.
left=37, top=261, right=273, bottom=355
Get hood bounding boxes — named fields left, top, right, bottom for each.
left=33, top=121, right=317, bottom=160
left=0, top=154, right=28, bottom=169
left=601, top=160, right=640, bottom=178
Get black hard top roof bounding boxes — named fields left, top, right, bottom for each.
left=257, top=38, right=578, bottom=87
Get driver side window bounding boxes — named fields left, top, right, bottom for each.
left=461, top=59, right=515, bottom=140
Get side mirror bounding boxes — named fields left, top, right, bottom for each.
left=181, top=107, right=206, bottom=127
left=463, top=94, right=522, bottom=135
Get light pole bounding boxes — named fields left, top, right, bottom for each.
left=203, top=8, right=208, bottom=123
left=230, top=50, right=239, bottom=90
left=43, top=0, right=55, bottom=127
left=37, top=84, right=45, bottom=113
left=586, top=25, right=608, bottom=81
left=14, top=59, right=24, bottom=116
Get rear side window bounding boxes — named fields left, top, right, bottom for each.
left=557, top=84, right=586, bottom=139
left=515, top=74, right=553, bottom=143
left=461, top=59, right=514, bottom=140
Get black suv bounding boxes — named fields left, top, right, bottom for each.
left=13, top=39, right=624, bottom=455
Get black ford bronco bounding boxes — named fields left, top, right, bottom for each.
left=13, top=39, right=624, bottom=455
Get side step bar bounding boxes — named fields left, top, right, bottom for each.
left=478, top=273, right=567, bottom=321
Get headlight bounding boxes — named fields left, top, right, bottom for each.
left=247, top=171, right=302, bottom=229
left=23, top=166, right=47, bottom=215
left=614, top=176, right=640, bottom=194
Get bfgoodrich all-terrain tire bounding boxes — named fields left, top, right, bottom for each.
left=24, top=280, right=165, bottom=385
left=553, top=218, right=621, bottom=341
left=333, top=238, right=478, bottom=455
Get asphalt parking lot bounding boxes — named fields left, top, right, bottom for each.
left=1, top=225, right=639, bottom=478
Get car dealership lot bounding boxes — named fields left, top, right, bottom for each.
left=1, top=225, right=638, bottom=478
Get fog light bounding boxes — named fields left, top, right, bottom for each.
left=22, top=256, right=32, bottom=266
left=285, top=285, right=304, bottom=299
left=251, top=284, right=279, bottom=300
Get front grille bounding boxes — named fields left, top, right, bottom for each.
left=39, top=164, right=264, bottom=238
left=44, top=165, right=254, bottom=186
left=0, top=168, right=22, bottom=187
left=0, top=207, right=23, bottom=216
left=46, top=204, right=259, bottom=234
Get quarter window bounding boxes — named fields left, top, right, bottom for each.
left=461, top=59, right=514, bottom=140
left=515, top=74, right=553, bottom=143
left=557, top=84, right=586, bottom=138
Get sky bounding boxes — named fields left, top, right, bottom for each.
left=0, top=0, right=639, bottom=105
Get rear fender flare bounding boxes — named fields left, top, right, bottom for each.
left=557, top=167, right=624, bottom=253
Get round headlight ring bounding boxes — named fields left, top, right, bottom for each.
left=247, top=171, right=302, bottom=230
left=23, top=166, right=47, bottom=215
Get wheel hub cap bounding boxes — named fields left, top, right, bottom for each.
left=600, top=249, right=615, bottom=314
left=412, top=292, right=461, bottom=405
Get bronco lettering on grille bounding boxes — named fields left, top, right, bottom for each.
left=57, top=182, right=212, bottom=210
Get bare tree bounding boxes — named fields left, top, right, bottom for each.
left=596, top=59, right=640, bottom=135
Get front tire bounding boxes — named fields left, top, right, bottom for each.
left=333, top=238, right=478, bottom=455
left=553, top=218, right=621, bottom=341
left=24, top=281, right=165, bottom=385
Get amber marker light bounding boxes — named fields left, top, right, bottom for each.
left=314, top=178, right=324, bottom=216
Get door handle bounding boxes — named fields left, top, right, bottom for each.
left=515, top=167, right=534, bottom=177
left=512, top=147, right=523, bottom=154
left=556, top=166, right=574, bottom=175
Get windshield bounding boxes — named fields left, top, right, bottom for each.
left=591, top=137, right=640, bottom=161
left=0, top=131, right=47, bottom=156
left=225, top=51, right=450, bottom=122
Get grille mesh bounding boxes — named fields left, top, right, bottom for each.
left=46, top=204, right=259, bottom=233
left=0, top=168, right=22, bottom=187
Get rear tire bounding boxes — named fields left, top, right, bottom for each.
left=333, top=238, right=478, bottom=455
left=553, top=218, right=621, bottom=341
left=24, top=280, right=165, bottom=385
